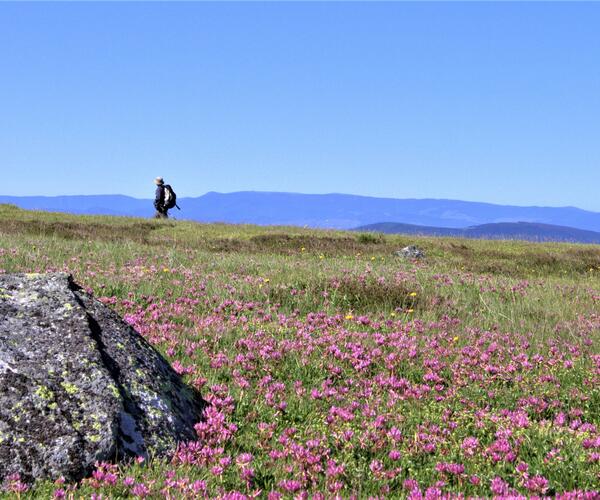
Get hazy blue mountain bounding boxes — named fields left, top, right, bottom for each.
left=355, top=221, right=600, bottom=244
left=2, top=191, right=600, bottom=233
left=0, top=195, right=151, bottom=218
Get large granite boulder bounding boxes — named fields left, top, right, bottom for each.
left=0, top=273, right=205, bottom=484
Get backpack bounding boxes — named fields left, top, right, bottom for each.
left=163, top=184, right=180, bottom=210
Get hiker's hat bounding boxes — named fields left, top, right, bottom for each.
left=154, top=177, right=164, bottom=185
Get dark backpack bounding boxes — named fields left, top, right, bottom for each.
left=163, top=184, right=180, bottom=210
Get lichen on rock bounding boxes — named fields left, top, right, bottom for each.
left=0, top=273, right=205, bottom=484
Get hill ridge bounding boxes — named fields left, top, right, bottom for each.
left=2, top=191, right=600, bottom=234
left=355, top=221, right=600, bottom=244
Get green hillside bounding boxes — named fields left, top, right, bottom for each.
left=1, top=203, right=599, bottom=497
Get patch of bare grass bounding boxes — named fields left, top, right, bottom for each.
left=206, top=233, right=394, bottom=256
left=268, top=273, right=423, bottom=314
left=0, top=218, right=164, bottom=245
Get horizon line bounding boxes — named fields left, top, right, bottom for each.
left=0, top=190, right=593, bottom=213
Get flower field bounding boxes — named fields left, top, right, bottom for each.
left=1, top=204, right=599, bottom=498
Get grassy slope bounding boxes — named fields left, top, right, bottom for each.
left=1, top=204, right=599, bottom=497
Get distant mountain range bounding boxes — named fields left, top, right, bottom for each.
left=2, top=191, right=600, bottom=243
left=355, top=221, right=600, bottom=244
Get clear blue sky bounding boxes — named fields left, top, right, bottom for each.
left=1, top=2, right=599, bottom=210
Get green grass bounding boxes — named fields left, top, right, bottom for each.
left=2, top=204, right=597, bottom=338
left=1, top=203, right=599, bottom=498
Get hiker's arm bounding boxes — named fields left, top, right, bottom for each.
left=154, top=187, right=164, bottom=208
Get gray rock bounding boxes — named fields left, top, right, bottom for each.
left=0, top=273, right=205, bottom=484
left=394, top=245, right=426, bottom=259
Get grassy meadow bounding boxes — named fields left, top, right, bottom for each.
left=1, top=203, right=599, bottom=498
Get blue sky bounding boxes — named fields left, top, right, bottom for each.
left=1, top=2, right=599, bottom=210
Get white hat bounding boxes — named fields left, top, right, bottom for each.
left=154, top=177, right=164, bottom=185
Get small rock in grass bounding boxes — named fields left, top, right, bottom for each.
left=394, top=245, right=425, bottom=259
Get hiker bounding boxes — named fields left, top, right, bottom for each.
left=153, top=177, right=179, bottom=219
